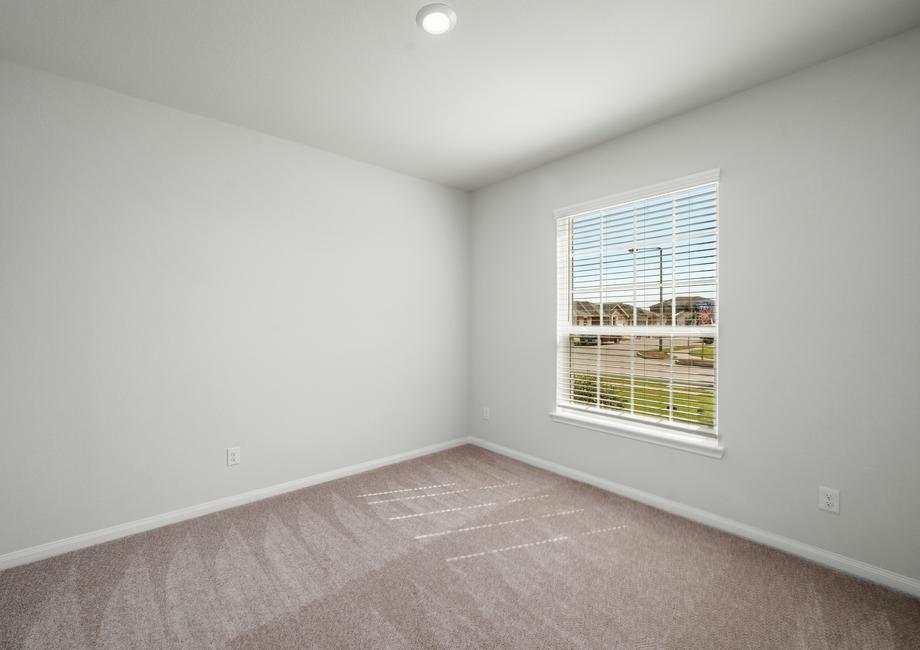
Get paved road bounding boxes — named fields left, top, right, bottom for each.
left=568, top=336, right=715, bottom=385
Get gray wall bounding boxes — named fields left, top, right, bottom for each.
left=0, top=60, right=471, bottom=556
left=470, top=29, right=920, bottom=580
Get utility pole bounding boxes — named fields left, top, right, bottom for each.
left=629, top=246, right=665, bottom=352
left=657, top=247, right=663, bottom=351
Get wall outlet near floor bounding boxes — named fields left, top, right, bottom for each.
left=482, top=407, right=490, bottom=420
left=818, top=486, right=839, bottom=514
left=227, top=447, right=241, bottom=467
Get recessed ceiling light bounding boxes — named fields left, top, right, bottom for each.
left=416, top=3, right=457, bottom=35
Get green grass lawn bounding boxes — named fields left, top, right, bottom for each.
left=570, top=373, right=715, bottom=429
left=687, top=346, right=716, bottom=359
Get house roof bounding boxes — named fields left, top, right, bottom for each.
left=648, top=296, right=714, bottom=313
left=572, top=301, right=662, bottom=321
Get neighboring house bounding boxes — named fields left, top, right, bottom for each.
left=605, top=303, right=633, bottom=326
left=571, top=300, right=663, bottom=325
left=609, top=303, right=663, bottom=325
left=573, top=300, right=601, bottom=326
left=573, top=296, right=716, bottom=326
left=649, top=296, right=717, bottom=326
left=633, top=306, right=663, bottom=326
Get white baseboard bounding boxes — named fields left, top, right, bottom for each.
left=468, top=437, right=920, bottom=598
left=0, top=436, right=472, bottom=571
left=5, top=434, right=918, bottom=599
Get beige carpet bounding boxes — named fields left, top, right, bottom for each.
left=1, top=445, right=918, bottom=649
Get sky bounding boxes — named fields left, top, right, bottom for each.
left=569, top=183, right=717, bottom=315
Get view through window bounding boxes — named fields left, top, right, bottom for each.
left=555, top=172, right=718, bottom=436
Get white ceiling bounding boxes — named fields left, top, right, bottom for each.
left=1, top=1, right=919, bottom=190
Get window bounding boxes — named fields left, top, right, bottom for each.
left=554, top=170, right=720, bottom=454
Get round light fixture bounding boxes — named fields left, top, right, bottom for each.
left=416, top=3, right=457, bottom=35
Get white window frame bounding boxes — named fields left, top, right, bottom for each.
left=551, top=170, right=723, bottom=458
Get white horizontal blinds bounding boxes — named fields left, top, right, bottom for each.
left=556, top=174, right=718, bottom=436
left=558, top=335, right=716, bottom=430
left=674, top=185, right=718, bottom=325
left=601, top=204, right=634, bottom=324
left=570, top=211, right=602, bottom=326
left=668, top=335, right=716, bottom=429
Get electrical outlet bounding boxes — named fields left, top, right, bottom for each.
left=227, top=447, right=241, bottom=467
left=482, top=407, right=490, bottom=420
left=818, top=486, right=839, bottom=514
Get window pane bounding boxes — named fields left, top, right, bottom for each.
left=674, top=186, right=717, bottom=238
left=673, top=235, right=716, bottom=325
left=632, top=246, right=673, bottom=325
left=635, top=195, right=673, bottom=245
left=572, top=183, right=718, bottom=328
left=565, top=334, right=598, bottom=406
left=571, top=212, right=601, bottom=326
left=563, top=335, right=716, bottom=432
left=601, top=249, right=634, bottom=324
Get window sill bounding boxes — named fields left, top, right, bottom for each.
left=549, top=409, right=724, bottom=459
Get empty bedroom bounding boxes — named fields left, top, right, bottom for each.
left=1, top=1, right=919, bottom=648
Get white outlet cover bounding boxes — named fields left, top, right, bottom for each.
left=818, top=486, right=839, bottom=514
left=482, top=407, right=490, bottom=420
left=227, top=447, right=241, bottom=466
